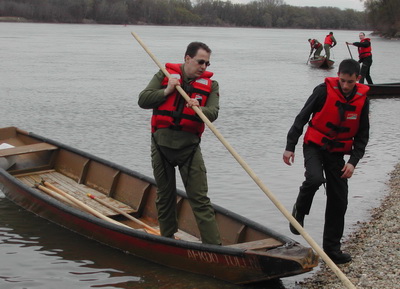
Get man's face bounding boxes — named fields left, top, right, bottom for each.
left=338, top=72, right=361, bottom=96
left=184, top=48, right=210, bottom=78
left=359, top=33, right=365, bottom=40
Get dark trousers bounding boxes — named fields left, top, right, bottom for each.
left=314, top=46, right=323, bottom=57
left=295, top=143, right=348, bottom=252
left=359, top=56, right=373, bottom=84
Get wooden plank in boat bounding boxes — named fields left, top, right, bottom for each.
left=226, top=238, right=283, bottom=250
left=0, top=143, right=57, bottom=157
left=175, top=229, right=201, bottom=242
left=17, top=171, right=135, bottom=217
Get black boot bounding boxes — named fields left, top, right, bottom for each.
left=289, top=204, right=305, bottom=235
left=325, top=250, right=352, bottom=264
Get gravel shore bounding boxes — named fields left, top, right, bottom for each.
left=298, top=163, right=400, bottom=289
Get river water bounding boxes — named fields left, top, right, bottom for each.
left=0, top=23, right=399, bottom=288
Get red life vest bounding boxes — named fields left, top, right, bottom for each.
left=310, top=39, right=321, bottom=49
left=358, top=38, right=372, bottom=59
left=151, top=63, right=213, bottom=136
left=324, top=34, right=333, bottom=45
left=304, top=77, right=369, bottom=153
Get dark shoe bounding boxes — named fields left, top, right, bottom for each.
left=289, top=204, right=305, bottom=235
left=325, top=251, right=352, bottom=264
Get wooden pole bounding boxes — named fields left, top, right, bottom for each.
left=39, top=181, right=130, bottom=229
left=35, top=183, right=76, bottom=207
left=131, top=31, right=357, bottom=289
left=87, top=193, right=160, bottom=235
left=346, top=42, right=353, bottom=59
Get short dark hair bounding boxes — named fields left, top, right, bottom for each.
left=185, top=42, right=211, bottom=58
left=338, top=59, right=360, bottom=76
left=359, top=32, right=365, bottom=36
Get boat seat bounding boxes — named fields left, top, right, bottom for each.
left=226, top=238, right=283, bottom=250
left=0, top=143, right=58, bottom=157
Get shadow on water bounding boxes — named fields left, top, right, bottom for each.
left=0, top=195, right=289, bottom=289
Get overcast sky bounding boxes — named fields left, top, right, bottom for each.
left=231, top=0, right=365, bottom=11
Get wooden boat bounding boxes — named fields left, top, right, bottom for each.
left=367, top=82, right=400, bottom=99
left=0, top=127, right=318, bottom=284
left=309, top=56, right=334, bottom=69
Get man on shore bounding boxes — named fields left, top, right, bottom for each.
left=283, top=59, right=370, bottom=264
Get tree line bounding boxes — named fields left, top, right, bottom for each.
left=364, top=0, right=400, bottom=37
left=0, top=0, right=369, bottom=30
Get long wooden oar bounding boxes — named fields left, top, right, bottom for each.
left=87, top=193, right=160, bottom=235
left=131, top=32, right=356, bottom=289
left=35, top=183, right=76, bottom=207
left=346, top=42, right=353, bottom=59
left=38, top=181, right=130, bottom=229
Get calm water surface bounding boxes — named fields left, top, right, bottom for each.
left=1, top=23, right=399, bottom=288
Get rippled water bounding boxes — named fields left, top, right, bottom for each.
left=1, top=23, right=399, bottom=288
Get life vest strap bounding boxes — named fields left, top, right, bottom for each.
left=153, top=110, right=202, bottom=123
left=183, top=85, right=210, bottom=97
left=335, top=101, right=356, bottom=121
left=326, top=122, right=350, bottom=133
left=162, top=82, right=210, bottom=97
left=321, top=137, right=345, bottom=149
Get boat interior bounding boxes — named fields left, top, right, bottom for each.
left=0, top=127, right=285, bottom=249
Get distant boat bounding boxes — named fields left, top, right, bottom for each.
left=367, top=82, right=400, bottom=99
left=309, top=56, right=334, bottom=69
left=0, top=127, right=318, bottom=285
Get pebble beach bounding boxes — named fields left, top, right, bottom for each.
left=298, top=163, right=400, bottom=289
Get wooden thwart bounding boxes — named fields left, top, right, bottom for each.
left=227, top=238, right=283, bottom=250
left=0, top=143, right=57, bottom=157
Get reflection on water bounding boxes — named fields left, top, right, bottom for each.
left=1, top=23, right=399, bottom=288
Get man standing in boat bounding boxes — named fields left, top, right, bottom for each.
left=324, top=32, right=337, bottom=60
left=282, top=59, right=370, bottom=264
left=346, top=32, right=373, bottom=84
left=308, top=38, right=323, bottom=58
left=138, top=42, right=221, bottom=245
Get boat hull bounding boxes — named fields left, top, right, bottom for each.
left=0, top=127, right=318, bottom=284
left=367, top=83, right=400, bottom=99
left=309, top=57, right=334, bottom=69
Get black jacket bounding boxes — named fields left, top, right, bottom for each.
left=285, top=82, right=370, bottom=167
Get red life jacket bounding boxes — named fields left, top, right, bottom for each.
left=310, top=39, right=321, bottom=49
left=304, top=77, right=369, bottom=153
left=358, top=38, right=372, bottom=59
left=324, top=34, right=334, bottom=45
left=151, top=63, right=213, bottom=136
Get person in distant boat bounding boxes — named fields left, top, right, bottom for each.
left=282, top=59, right=370, bottom=264
left=324, top=32, right=337, bottom=60
left=308, top=38, right=323, bottom=58
left=346, top=32, right=373, bottom=84
left=138, top=42, right=221, bottom=245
